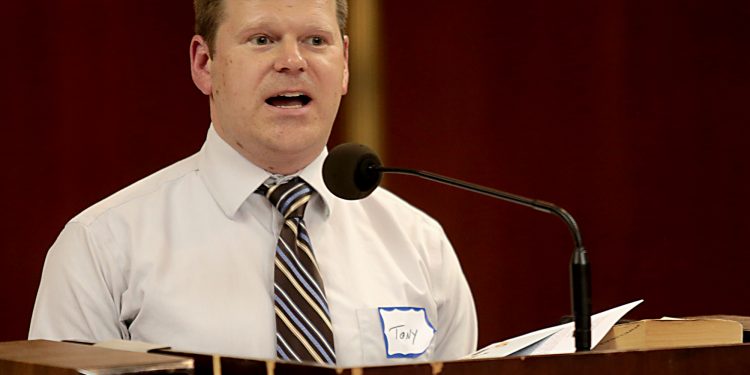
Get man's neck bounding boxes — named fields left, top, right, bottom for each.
left=211, top=124, right=321, bottom=175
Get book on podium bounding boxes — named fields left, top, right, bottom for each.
left=593, top=317, right=743, bottom=351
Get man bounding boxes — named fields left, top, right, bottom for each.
left=30, top=0, right=477, bottom=367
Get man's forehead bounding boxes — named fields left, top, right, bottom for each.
left=223, top=0, right=338, bottom=26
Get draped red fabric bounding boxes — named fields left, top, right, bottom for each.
left=2, top=1, right=748, bottom=348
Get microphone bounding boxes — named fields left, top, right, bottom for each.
left=323, top=143, right=592, bottom=351
left=321, top=143, right=383, bottom=200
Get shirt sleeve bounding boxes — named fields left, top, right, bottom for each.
left=430, top=226, right=478, bottom=360
left=29, top=220, right=126, bottom=342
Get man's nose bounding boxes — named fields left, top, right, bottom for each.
left=274, top=40, right=308, bottom=73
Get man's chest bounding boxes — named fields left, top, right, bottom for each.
left=120, top=230, right=439, bottom=366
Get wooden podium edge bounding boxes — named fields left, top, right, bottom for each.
left=155, top=343, right=750, bottom=374
left=0, top=340, right=193, bottom=374
left=3, top=340, right=750, bottom=374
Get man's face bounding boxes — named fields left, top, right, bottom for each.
left=194, top=0, right=349, bottom=174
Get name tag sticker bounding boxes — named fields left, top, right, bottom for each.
left=378, top=307, right=436, bottom=358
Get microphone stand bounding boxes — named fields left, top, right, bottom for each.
left=375, top=166, right=592, bottom=351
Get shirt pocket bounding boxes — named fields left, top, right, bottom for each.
left=355, top=307, right=435, bottom=366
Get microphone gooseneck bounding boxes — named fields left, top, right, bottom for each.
left=322, top=143, right=592, bottom=351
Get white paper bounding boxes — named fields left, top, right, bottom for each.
left=468, top=324, right=564, bottom=359
left=378, top=307, right=436, bottom=358
left=466, top=300, right=643, bottom=359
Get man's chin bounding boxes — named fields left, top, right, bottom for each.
left=270, top=141, right=324, bottom=159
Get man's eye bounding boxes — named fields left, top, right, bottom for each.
left=306, top=36, right=325, bottom=46
left=249, top=35, right=271, bottom=45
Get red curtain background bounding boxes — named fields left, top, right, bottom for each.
left=379, top=0, right=750, bottom=345
left=2, top=1, right=748, bottom=349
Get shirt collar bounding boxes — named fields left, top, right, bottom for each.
left=298, top=147, right=336, bottom=218
left=197, top=125, right=335, bottom=218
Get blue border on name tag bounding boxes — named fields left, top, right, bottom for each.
left=378, top=306, right=437, bottom=359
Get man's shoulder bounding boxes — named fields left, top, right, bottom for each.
left=71, top=153, right=201, bottom=226
left=359, top=187, right=445, bottom=233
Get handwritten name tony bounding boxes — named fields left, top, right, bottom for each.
left=389, top=324, right=419, bottom=345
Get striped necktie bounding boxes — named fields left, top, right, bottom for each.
left=258, top=177, right=336, bottom=365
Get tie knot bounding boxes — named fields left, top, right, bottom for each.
left=260, top=177, right=313, bottom=219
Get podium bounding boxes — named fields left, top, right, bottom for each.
left=2, top=340, right=750, bottom=374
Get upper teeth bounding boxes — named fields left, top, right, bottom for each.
left=279, top=93, right=303, bottom=97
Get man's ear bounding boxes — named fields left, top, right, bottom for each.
left=190, top=35, right=213, bottom=96
left=341, top=35, right=350, bottom=95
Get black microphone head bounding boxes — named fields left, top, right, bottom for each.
left=323, top=143, right=383, bottom=200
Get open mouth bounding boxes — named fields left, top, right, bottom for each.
left=265, top=93, right=312, bottom=109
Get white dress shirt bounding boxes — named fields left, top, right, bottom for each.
left=29, top=126, right=477, bottom=367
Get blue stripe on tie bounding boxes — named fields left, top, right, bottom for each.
left=279, top=185, right=311, bottom=214
left=275, top=284, right=335, bottom=356
left=298, top=230, right=312, bottom=247
left=278, top=237, right=326, bottom=302
left=273, top=182, right=302, bottom=209
left=277, top=333, right=299, bottom=361
left=277, top=345, right=289, bottom=360
left=275, top=295, right=334, bottom=364
left=276, top=244, right=330, bottom=314
left=276, top=238, right=325, bottom=299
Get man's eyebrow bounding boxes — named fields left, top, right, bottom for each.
left=303, top=23, right=336, bottom=33
left=236, top=17, right=278, bottom=33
